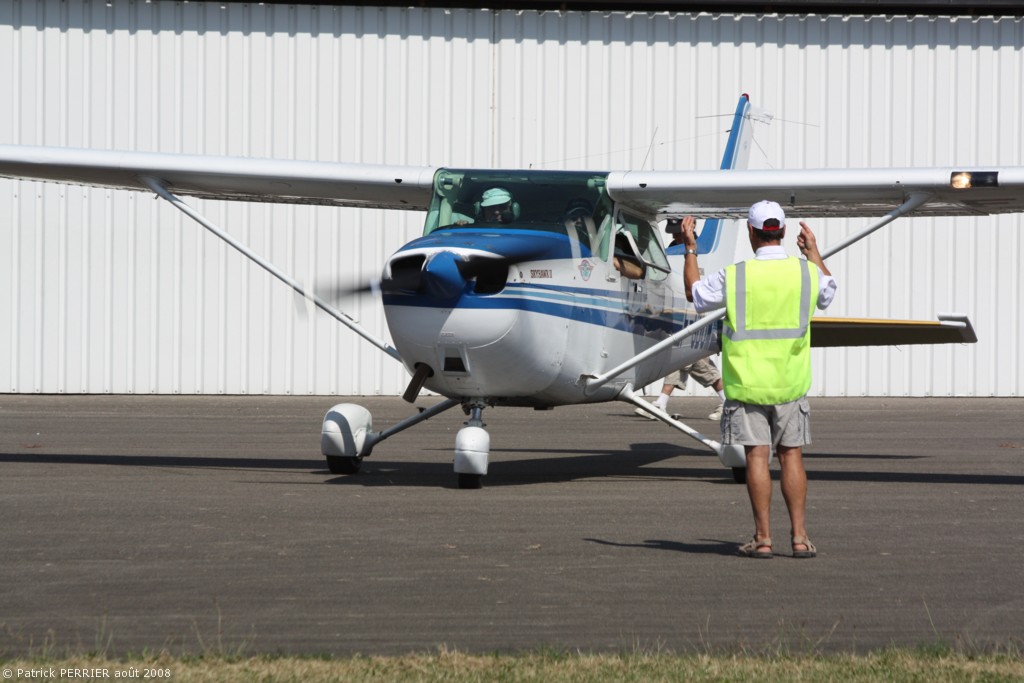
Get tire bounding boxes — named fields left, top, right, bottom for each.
left=732, top=467, right=747, bottom=484
left=326, top=455, right=362, bottom=475
left=457, top=473, right=482, bottom=489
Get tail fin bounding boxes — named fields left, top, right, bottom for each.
left=716, top=94, right=755, bottom=172
left=694, top=94, right=755, bottom=255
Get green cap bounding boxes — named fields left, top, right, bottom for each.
left=480, top=187, right=512, bottom=207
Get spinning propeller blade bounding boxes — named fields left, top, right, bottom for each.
left=317, top=247, right=548, bottom=302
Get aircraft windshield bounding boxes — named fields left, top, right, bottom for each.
left=424, top=169, right=608, bottom=251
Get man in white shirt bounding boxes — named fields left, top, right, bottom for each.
left=680, top=203, right=836, bottom=559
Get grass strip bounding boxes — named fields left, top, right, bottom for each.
left=2, top=648, right=1023, bottom=683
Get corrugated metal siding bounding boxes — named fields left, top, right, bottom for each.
left=0, top=3, right=1021, bottom=396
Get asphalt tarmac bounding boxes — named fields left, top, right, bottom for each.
left=1, top=395, right=1022, bottom=657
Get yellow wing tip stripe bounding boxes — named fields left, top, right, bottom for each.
left=813, top=317, right=947, bottom=327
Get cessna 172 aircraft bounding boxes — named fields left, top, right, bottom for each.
left=2, top=95, right=1023, bottom=487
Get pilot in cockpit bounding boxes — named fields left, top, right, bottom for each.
left=478, top=187, right=517, bottom=224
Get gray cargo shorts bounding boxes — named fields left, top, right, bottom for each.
left=721, top=396, right=811, bottom=448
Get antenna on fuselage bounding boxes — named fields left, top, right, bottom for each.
left=640, top=126, right=659, bottom=170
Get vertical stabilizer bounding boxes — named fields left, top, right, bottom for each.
left=693, top=94, right=755, bottom=256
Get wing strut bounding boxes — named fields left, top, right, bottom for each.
left=582, top=191, right=935, bottom=393
left=580, top=313, right=721, bottom=393
left=820, top=192, right=931, bottom=259
left=141, top=176, right=403, bottom=363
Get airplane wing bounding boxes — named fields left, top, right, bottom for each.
left=607, top=167, right=1024, bottom=219
left=810, top=314, right=976, bottom=348
left=0, top=145, right=438, bottom=211
left=4, top=145, right=1023, bottom=219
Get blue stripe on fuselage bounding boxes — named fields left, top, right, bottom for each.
left=384, top=282, right=702, bottom=338
left=387, top=227, right=713, bottom=340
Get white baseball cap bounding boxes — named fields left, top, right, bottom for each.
left=748, top=200, right=786, bottom=231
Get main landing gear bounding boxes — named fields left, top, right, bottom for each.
left=320, top=399, right=493, bottom=489
left=619, top=385, right=748, bottom=482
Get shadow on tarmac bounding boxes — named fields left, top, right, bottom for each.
left=4, top=445, right=1024, bottom=489
left=585, top=536, right=739, bottom=556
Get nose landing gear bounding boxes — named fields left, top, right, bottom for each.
left=454, top=402, right=490, bottom=489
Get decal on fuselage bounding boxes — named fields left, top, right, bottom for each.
left=688, top=318, right=720, bottom=350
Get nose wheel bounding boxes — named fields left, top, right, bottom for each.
left=454, top=402, right=490, bottom=489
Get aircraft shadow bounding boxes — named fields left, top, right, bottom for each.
left=802, top=460, right=1024, bottom=487
left=0, top=443, right=721, bottom=489
left=0, top=452, right=325, bottom=471
left=326, top=442, right=722, bottom=488
left=3, top=448, right=1021, bottom=488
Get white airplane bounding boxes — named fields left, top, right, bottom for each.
left=2, top=94, right=1022, bottom=488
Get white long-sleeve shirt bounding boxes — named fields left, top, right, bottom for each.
left=692, top=245, right=837, bottom=314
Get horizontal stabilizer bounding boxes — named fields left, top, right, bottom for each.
left=810, top=314, right=976, bottom=348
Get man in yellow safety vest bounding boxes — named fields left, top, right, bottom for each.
left=680, top=202, right=837, bottom=559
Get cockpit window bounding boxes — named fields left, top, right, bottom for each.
left=424, top=169, right=608, bottom=253
left=602, top=209, right=671, bottom=282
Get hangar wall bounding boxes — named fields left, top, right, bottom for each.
left=0, top=1, right=1021, bottom=396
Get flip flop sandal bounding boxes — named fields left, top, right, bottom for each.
left=792, top=535, right=817, bottom=559
left=738, top=536, right=773, bottom=559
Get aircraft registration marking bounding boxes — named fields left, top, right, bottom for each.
left=688, top=318, right=719, bottom=350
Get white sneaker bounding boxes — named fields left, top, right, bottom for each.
left=708, top=403, right=723, bottom=421
left=634, top=406, right=657, bottom=420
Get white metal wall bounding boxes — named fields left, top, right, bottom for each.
left=0, top=2, right=1021, bottom=396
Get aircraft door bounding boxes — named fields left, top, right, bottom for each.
left=608, top=209, right=673, bottom=332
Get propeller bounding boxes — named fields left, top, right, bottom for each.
left=315, top=247, right=547, bottom=302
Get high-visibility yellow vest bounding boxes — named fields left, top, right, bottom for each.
left=722, top=257, right=818, bottom=404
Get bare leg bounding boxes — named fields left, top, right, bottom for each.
left=777, top=445, right=809, bottom=548
left=745, top=444, right=773, bottom=546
